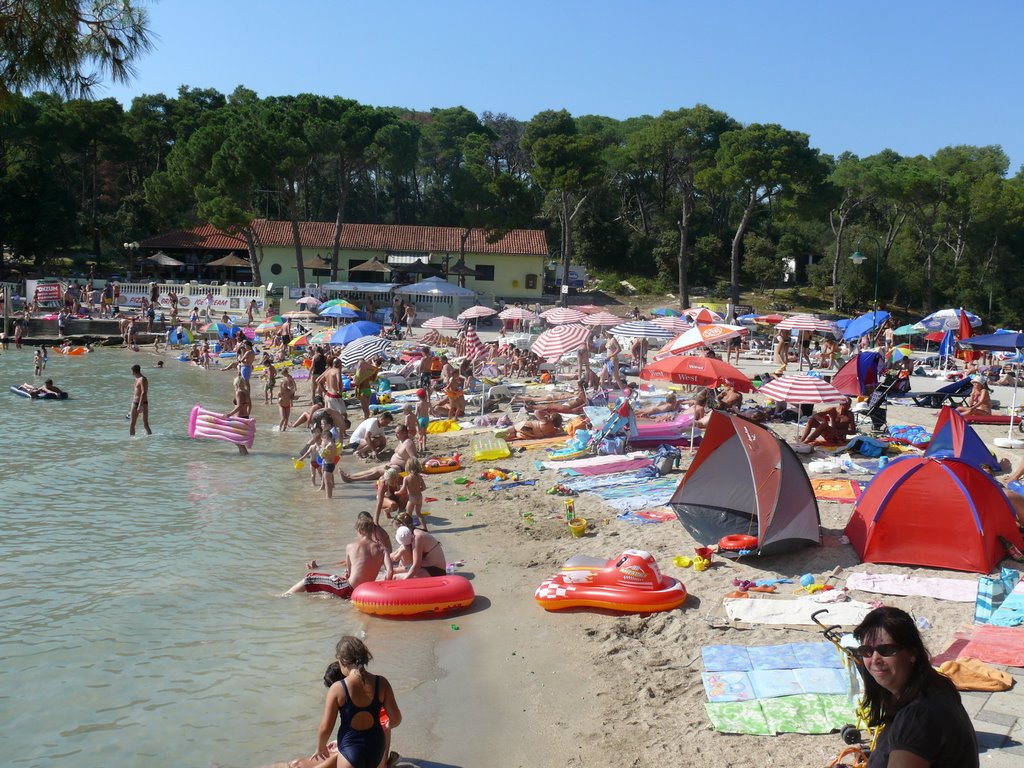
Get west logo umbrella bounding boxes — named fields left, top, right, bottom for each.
left=656, top=324, right=748, bottom=357
left=531, top=324, right=591, bottom=362
left=640, top=356, right=752, bottom=392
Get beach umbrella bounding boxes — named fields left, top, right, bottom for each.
left=737, top=313, right=759, bottom=325
left=924, top=331, right=946, bottom=343
left=498, top=306, right=538, bottom=322
left=893, top=323, right=919, bottom=337
left=842, top=310, right=891, bottom=342
left=957, top=308, right=980, bottom=364
left=295, top=296, right=322, bottom=307
left=262, top=315, right=285, bottom=324
left=775, top=314, right=838, bottom=334
left=575, top=304, right=604, bottom=314
left=321, top=298, right=360, bottom=311
left=886, top=344, right=914, bottom=362
left=582, top=311, right=623, bottom=327
left=310, top=329, right=332, bottom=344
left=656, top=324, right=748, bottom=357
left=959, top=331, right=1024, bottom=448
left=329, top=321, right=382, bottom=345
left=339, top=335, right=393, bottom=367
left=320, top=304, right=360, bottom=319
left=348, top=257, right=393, bottom=274
left=457, top=305, right=497, bottom=321
left=462, top=326, right=489, bottom=360
left=421, top=315, right=464, bottom=330
left=531, top=324, right=591, bottom=361
left=754, top=313, right=786, bottom=325
left=914, top=308, right=982, bottom=332
left=421, top=329, right=441, bottom=345
left=255, top=320, right=284, bottom=334
left=651, top=307, right=681, bottom=317
left=640, top=356, right=753, bottom=393
left=202, top=321, right=237, bottom=336
left=683, top=307, right=724, bottom=324
left=651, top=316, right=691, bottom=333
left=609, top=320, right=676, bottom=340
left=757, top=374, right=847, bottom=440
left=541, top=307, right=587, bottom=325
left=289, top=333, right=312, bottom=347
left=282, top=310, right=320, bottom=320
left=168, top=327, right=194, bottom=344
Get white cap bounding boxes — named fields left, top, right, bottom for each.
left=396, top=526, right=414, bottom=546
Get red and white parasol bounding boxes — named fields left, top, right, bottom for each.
left=684, top=307, right=724, bottom=324
left=540, top=307, right=586, bottom=325
left=462, top=325, right=489, bottom=360
left=651, top=316, right=691, bottom=333
left=531, top=324, right=591, bottom=361
left=641, top=356, right=753, bottom=392
left=422, top=315, right=464, bottom=330
left=457, top=305, right=498, bottom=321
left=582, top=311, right=623, bottom=327
left=757, top=374, right=847, bottom=404
left=775, top=314, right=838, bottom=334
left=498, top=306, right=538, bottom=322
left=656, top=324, right=748, bottom=357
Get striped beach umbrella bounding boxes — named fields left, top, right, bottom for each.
left=295, top=296, right=322, bottom=307
left=582, top=311, right=623, bottom=327
left=339, top=336, right=393, bottom=367
left=498, top=306, right=538, bottom=322
left=462, top=326, right=489, bottom=360
left=757, top=375, right=847, bottom=405
left=421, top=329, right=441, bottom=345
left=254, top=320, right=284, bottom=334
left=321, top=298, right=360, bottom=311
left=651, top=316, right=691, bottom=333
left=202, top=321, right=237, bottom=336
left=289, top=333, right=312, bottom=347
left=168, top=327, right=194, bottom=344
left=541, top=307, right=587, bottom=325
left=422, top=315, right=464, bottom=330
left=683, top=307, right=724, bottom=324
left=282, top=310, right=320, bottom=321
left=775, top=314, right=838, bottom=334
left=531, top=324, right=591, bottom=361
left=457, top=305, right=497, bottom=321
left=575, top=304, right=604, bottom=314
left=609, top=320, right=676, bottom=340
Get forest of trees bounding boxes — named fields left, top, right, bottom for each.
left=3, top=85, right=1024, bottom=324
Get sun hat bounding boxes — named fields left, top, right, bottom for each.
left=396, top=526, right=414, bottom=546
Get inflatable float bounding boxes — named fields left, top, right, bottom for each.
left=60, top=346, right=87, bottom=356
left=9, top=386, right=68, bottom=400
left=188, top=404, right=256, bottom=449
left=546, top=431, right=591, bottom=461
left=351, top=574, right=475, bottom=617
left=423, top=454, right=462, bottom=474
left=718, top=534, right=758, bottom=552
left=535, top=550, right=687, bottom=613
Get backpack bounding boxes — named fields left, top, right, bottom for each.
left=845, top=435, right=886, bottom=458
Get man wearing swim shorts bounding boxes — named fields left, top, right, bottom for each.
left=285, top=515, right=392, bottom=597
left=318, top=359, right=347, bottom=415
left=341, top=424, right=417, bottom=482
left=129, top=364, right=152, bottom=436
left=418, top=347, right=433, bottom=390
left=237, top=341, right=255, bottom=382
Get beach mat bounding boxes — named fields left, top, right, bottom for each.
left=810, top=478, right=861, bottom=503
left=542, top=452, right=648, bottom=471
left=724, top=597, right=873, bottom=627
left=845, top=572, right=978, bottom=603
left=568, top=457, right=653, bottom=476
left=705, top=693, right=857, bottom=735
left=960, top=625, right=1024, bottom=666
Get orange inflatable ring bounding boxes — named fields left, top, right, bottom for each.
left=351, top=575, right=475, bottom=617
left=423, top=456, right=461, bottom=474
left=718, top=534, right=758, bottom=552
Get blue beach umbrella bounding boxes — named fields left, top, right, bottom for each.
left=329, top=321, right=382, bottom=345
left=842, top=311, right=890, bottom=342
left=651, top=307, right=682, bottom=317
left=320, top=305, right=359, bottom=319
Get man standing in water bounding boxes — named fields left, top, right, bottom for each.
left=130, top=364, right=152, bottom=436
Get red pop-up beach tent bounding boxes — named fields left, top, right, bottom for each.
left=845, top=456, right=1024, bottom=573
left=670, top=411, right=821, bottom=555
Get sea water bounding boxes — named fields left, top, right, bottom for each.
left=0, top=350, right=454, bottom=768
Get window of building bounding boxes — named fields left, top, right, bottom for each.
left=475, top=264, right=495, bottom=281
left=270, top=263, right=282, bottom=275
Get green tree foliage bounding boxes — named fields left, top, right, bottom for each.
left=1, top=1, right=151, bottom=106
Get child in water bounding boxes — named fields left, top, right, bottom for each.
left=319, top=429, right=338, bottom=499
left=400, top=458, right=428, bottom=531
left=262, top=359, right=277, bottom=404
left=296, top=427, right=323, bottom=488
left=33, top=348, right=44, bottom=376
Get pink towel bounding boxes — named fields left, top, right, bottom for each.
left=571, top=458, right=653, bottom=476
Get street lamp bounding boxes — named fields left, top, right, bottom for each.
left=849, top=235, right=882, bottom=338
left=123, top=241, right=139, bottom=281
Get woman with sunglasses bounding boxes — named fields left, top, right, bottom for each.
left=853, top=606, right=977, bottom=767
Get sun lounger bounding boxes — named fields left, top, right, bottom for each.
left=909, top=378, right=972, bottom=408
left=962, top=413, right=1022, bottom=428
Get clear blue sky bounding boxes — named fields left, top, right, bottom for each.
left=101, top=1, right=1024, bottom=173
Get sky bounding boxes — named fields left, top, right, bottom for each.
left=100, top=1, right=1024, bottom=173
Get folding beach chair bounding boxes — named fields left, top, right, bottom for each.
left=908, top=377, right=972, bottom=408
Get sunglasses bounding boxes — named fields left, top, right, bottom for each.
left=853, top=643, right=901, bottom=659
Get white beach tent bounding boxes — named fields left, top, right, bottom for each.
left=395, top=276, right=478, bottom=319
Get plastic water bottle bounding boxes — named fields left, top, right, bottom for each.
left=445, top=563, right=456, bottom=575
left=878, top=456, right=889, bottom=470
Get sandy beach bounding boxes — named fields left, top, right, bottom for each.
left=241, top=339, right=1024, bottom=768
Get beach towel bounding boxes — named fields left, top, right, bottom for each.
left=508, top=435, right=569, bottom=449
left=724, top=597, right=873, bottom=627
left=959, top=624, right=1024, bottom=666
left=705, top=693, right=857, bottom=735
left=810, top=478, right=862, bottom=503
left=616, top=510, right=668, bottom=525
left=635, top=508, right=675, bottom=522
left=937, top=659, right=1013, bottom=692
left=542, top=452, right=648, bottom=471
left=566, top=457, right=653, bottom=476
left=845, top=572, right=978, bottom=603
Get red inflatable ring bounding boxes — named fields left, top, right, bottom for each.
left=718, top=534, right=758, bottom=552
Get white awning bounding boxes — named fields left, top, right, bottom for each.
left=387, top=252, right=431, bottom=265
left=321, top=282, right=397, bottom=294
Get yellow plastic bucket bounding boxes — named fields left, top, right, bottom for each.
left=568, top=518, right=587, bottom=538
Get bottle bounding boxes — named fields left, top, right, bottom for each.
left=999, top=535, right=1024, bottom=563
left=445, top=563, right=457, bottom=575
left=564, top=498, right=575, bottom=521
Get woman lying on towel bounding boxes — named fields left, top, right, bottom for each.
left=635, top=392, right=683, bottom=419
left=504, top=411, right=565, bottom=441
left=512, top=379, right=588, bottom=414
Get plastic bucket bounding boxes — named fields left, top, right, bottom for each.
left=568, top=518, right=588, bottom=538
left=694, top=546, right=714, bottom=562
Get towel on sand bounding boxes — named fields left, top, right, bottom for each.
left=724, top=596, right=873, bottom=626
left=937, top=659, right=1013, bottom=692
left=845, top=572, right=978, bottom=603
left=810, top=478, right=862, bottom=503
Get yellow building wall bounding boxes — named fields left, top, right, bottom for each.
left=261, top=246, right=544, bottom=300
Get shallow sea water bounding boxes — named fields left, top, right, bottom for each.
left=0, top=349, right=454, bottom=768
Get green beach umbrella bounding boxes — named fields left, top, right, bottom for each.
left=893, top=323, right=920, bottom=337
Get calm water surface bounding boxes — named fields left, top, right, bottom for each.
left=0, top=349, right=453, bottom=768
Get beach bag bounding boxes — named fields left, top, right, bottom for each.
left=652, top=444, right=681, bottom=475
left=845, top=435, right=886, bottom=458
left=598, top=436, right=626, bottom=455
left=975, top=568, right=1020, bottom=624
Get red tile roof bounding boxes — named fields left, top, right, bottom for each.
left=142, top=220, right=549, bottom=256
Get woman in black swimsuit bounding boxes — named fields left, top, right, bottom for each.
left=315, top=636, right=402, bottom=768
